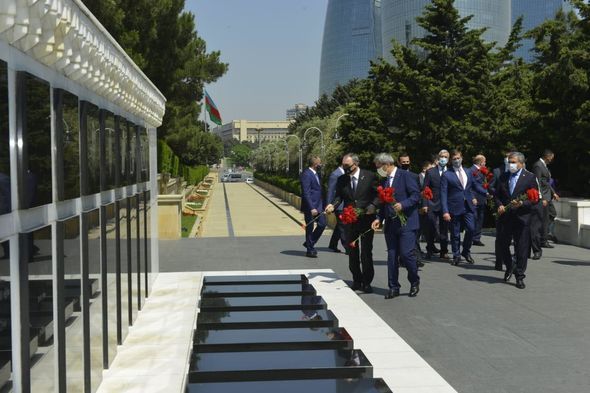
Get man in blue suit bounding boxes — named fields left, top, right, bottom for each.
left=423, top=149, right=450, bottom=260
left=470, top=154, right=489, bottom=246
left=300, top=155, right=326, bottom=258
left=441, top=149, right=477, bottom=265
left=327, top=163, right=346, bottom=253
left=371, top=153, right=421, bottom=299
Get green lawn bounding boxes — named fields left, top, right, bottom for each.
left=181, top=214, right=198, bottom=238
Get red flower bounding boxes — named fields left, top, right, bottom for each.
left=486, top=172, right=494, bottom=182
left=472, top=170, right=479, bottom=177
left=339, top=205, right=361, bottom=225
left=377, top=186, right=395, bottom=204
left=348, top=241, right=357, bottom=249
left=526, top=188, right=540, bottom=203
left=422, top=186, right=434, bottom=200
left=483, top=183, right=489, bottom=190
left=479, top=167, right=490, bottom=176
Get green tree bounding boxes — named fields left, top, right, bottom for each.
left=230, top=143, right=252, bottom=167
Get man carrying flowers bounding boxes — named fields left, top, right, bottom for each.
left=371, top=153, right=421, bottom=299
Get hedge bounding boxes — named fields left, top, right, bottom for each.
left=157, top=139, right=208, bottom=185
left=255, top=172, right=301, bottom=197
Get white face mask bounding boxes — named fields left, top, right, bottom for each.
left=452, top=158, right=462, bottom=168
left=377, top=166, right=388, bottom=178
left=438, top=157, right=448, bottom=166
left=509, top=163, right=519, bottom=174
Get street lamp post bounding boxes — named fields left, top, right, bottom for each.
left=303, top=127, right=325, bottom=161
left=285, top=134, right=303, bottom=174
left=255, top=127, right=264, bottom=148
left=333, top=113, right=348, bottom=140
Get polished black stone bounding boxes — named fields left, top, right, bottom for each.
left=186, top=378, right=392, bottom=393
left=195, top=327, right=353, bottom=352
left=189, top=349, right=372, bottom=383
left=0, top=352, right=10, bottom=389
left=201, top=283, right=316, bottom=298
left=197, top=309, right=337, bottom=329
left=204, top=275, right=308, bottom=286
left=199, top=296, right=326, bottom=312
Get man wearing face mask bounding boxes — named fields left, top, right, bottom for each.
left=494, top=152, right=540, bottom=289
left=441, top=149, right=477, bottom=265
left=470, top=155, right=489, bottom=247
left=423, top=150, right=451, bottom=260
left=531, top=149, right=559, bottom=254
left=371, top=153, right=421, bottom=299
left=300, top=155, right=326, bottom=258
left=325, top=153, right=380, bottom=292
left=398, top=152, right=425, bottom=265
left=489, top=151, right=513, bottom=271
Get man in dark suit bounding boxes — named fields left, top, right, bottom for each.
left=327, top=163, right=346, bottom=253
left=300, top=155, right=326, bottom=258
left=397, top=152, right=425, bottom=266
left=495, top=152, right=540, bottom=289
left=325, top=153, right=380, bottom=293
left=470, top=155, right=489, bottom=247
left=441, top=149, right=477, bottom=265
left=371, top=153, right=421, bottom=299
left=531, top=149, right=559, bottom=253
left=489, top=151, right=512, bottom=271
left=423, top=149, right=450, bottom=259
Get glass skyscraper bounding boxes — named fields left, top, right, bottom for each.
left=319, top=0, right=383, bottom=96
left=512, top=0, right=573, bottom=61
left=381, top=0, right=511, bottom=62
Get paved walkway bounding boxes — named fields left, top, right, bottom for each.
left=160, top=183, right=590, bottom=393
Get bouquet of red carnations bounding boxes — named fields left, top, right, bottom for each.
left=377, top=186, right=407, bottom=226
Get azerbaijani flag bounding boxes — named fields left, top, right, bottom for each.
left=205, top=91, right=222, bottom=125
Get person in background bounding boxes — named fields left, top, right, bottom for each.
left=300, top=155, right=326, bottom=258
left=327, top=160, right=347, bottom=253
left=470, top=155, right=489, bottom=247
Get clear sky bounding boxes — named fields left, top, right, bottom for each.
left=184, top=0, right=328, bottom=123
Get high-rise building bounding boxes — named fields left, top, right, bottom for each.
left=381, top=0, right=511, bottom=62
left=512, top=0, right=573, bottom=61
left=319, top=0, right=383, bottom=96
left=286, top=103, right=309, bottom=120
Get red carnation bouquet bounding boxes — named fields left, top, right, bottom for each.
left=504, top=187, right=540, bottom=213
left=422, top=186, right=433, bottom=201
left=473, top=166, right=494, bottom=190
left=377, top=186, right=407, bottom=226
left=339, top=205, right=364, bottom=225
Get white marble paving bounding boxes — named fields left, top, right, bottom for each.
left=97, top=269, right=457, bottom=393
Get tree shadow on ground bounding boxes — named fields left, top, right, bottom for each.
left=280, top=250, right=309, bottom=257
left=457, top=274, right=504, bottom=284
left=552, top=260, right=590, bottom=267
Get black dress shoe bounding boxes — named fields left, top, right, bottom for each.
left=305, top=251, right=318, bottom=258
left=384, top=289, right=400, bottom=299
left=350, top=282, right=362, bottom=290
left=417, top=260, right=425, bottom=267
left=541, top=243, right=554, bottom=249
left=504, top=270, right=512, bottom=282
left=329, top=247, right=342, bottom=253
left=472, top=240, right=485, bottom=246
left=532, top=252, right=542, bottom=260
left=440, top=252, right=450, bottom=260
left=362, top=284, right=373, bottom=293
left=516, top=279, right=526, bottom=289
left=461, top=252, right=475, bottom=264
left=432, top=247, right=441, bottom=253
left=409, top=284, right=420, bottom=297
left=452, top=256, right=461, bottom=266
left=495, top=265, right=504, bottom=271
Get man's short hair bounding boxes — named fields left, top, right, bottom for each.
left=438, top=149, right=449, bottom=157
left=508, top=151, right=526, bottom=164
left=374, top=153, right=395, bottom=166
left=343, top=153, right=360, bottom=165
left=450, top=148, right=462, bottom=157
left=308, top=155, right=321, bottom=167
left=473, top=154, right=485, bottom=165
left=421, top=161, right=431, bottom=170
left=398, top=151, right=410, bottom=159
left=542, top=149, right=554, bottom=158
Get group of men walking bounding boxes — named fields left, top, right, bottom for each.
left=300, top=149, right=559, bottom=298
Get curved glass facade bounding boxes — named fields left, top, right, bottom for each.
left=381, top=0, right=511, bottom=62
left=513, top=0, right=573, bottom=61
left=319, top=0, right=382, bottom=96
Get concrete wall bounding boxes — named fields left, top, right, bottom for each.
left=553, top=198, right=590, bottom=249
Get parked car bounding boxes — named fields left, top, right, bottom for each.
left=245, top=177, right=254, bottom=184
left=221, top=174, right=229, bottom=182
left=228, top=173, right=243, bottom=182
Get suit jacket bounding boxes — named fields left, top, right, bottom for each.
left=300, top=168, right=323, bottom=213
left=441, top=166, right=476, bottom=216
left=422, top=166, right=446, bottom=212
left=531, top=159, right=554, bottom=201
left=377, top=169, right=421, bottom=231
left=327, top=167, right=344, bottom=212
left=494, top=168, right=540, bottom=224
left=469, top=165, right=488, bottom=206
left=489, top=166, right=507, bottom=196
left=331, top=168, right=380, bottom=213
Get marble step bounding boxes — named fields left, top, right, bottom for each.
left=201, top=283, right=316, bottom=298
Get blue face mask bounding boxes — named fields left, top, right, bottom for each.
left=439, top=158, right=448, bottom=167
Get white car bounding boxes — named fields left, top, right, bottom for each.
left=245, top=177, right=254, bottom=184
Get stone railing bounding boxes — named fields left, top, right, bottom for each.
left=553, top=198, right=590, bottom=248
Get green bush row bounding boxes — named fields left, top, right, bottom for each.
left=157, top=140, right=208, bottom=185
left=256, top=172, right=301, bottom=197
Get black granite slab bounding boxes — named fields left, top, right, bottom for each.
left=194, top=327, right=353, bottom=352
left=0, top=330, right=39, bottom=355
left=189, top=349, right=372, bottom=383
left=199, top=296, right=326, bottom=312
left=197, top=309, right=337, bottom=330
left=30, top=314, right=54, bottom=345
left=0, top=352, right=10, bottom=390
left=186, top=378, right=393, bottom=393
left=201, top=283, right=316, bottom=298
left=203, top=275, right=308, bottom=286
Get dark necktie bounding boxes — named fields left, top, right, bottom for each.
left=351, top=177, right=357, bottom=193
